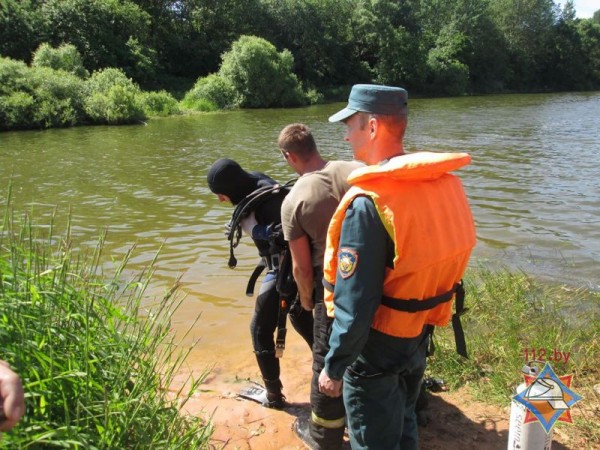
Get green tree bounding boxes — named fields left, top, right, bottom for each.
left=350, top=0, right=427, bottom=89
left=39, top=0, right=159, bottom=85
left=0, top=0, right=44, bottom=63
left=416, top=0, right=509, bottom=93
left=261, top=0, right=363, bottom=88
left=541, top=2, right=586, bottom=90
left=155, top=0, right=265, bottom=80
left=425, top=25, right=470, bottom=95
left=576, top=19, right=600, bottom=87
left=218, top=35, right=307, bottom=108
left=489, top=0, right=560, bottom=90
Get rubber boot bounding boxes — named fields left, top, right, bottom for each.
left=263, top=378, right=286, bottom=409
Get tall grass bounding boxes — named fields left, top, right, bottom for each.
left=427, top=265, right=600, bottom=444
left=0, top=191, right=213, bottom=448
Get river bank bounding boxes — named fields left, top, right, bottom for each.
left=163, top=261, right=600, bottom=449
left=170, top=330, right=592, bottom=449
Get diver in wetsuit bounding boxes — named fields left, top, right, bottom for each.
left=207, top=158, right=314, bottom=408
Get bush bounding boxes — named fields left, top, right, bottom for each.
left=84, top=68, right=146, bottom=124
left=181, top=74, right=236, bottom=111
left=218, top=35, right=308, bottom=108
left=32, top=42, right=89, bottom=79
left=0, top=56, right=29, bottom=95
left=139, top=90, right=181, bottom=116
left=0, top=57, right=86, bottom=130
left=27, top=66, right=87, bottom=128
left=0, top=91, right=35, bottom=130
left=305, top=87, right=325, bottom=105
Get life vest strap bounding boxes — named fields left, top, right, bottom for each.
left=381, top=281, right=469, bottom=359
left=451, top=281, right=468, bottom=358
left=380, top=283, right=459, bottom=312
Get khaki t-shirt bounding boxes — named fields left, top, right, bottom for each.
left=281, top=160, right=363, bottom=269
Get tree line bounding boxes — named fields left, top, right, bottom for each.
left=1, top=0, right=599, bottom=103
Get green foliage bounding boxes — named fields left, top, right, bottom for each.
left=32, top=42, right=89, bottom=79
left=2, top=0, right=600, bottom=126
left=27, top=66, right=87, bottom=128
left=350, top=0, right=426, bottom=90
left=84, top=68, right=146, bottom=124
left=0, top=56, right=86, bottom=130
left=0, top=92, right=35, bottom=129
left=140, top=90, right=181, bottom=117
left=426, top=54, right=469, bottom=96
left=425, top=27, right=470, bottom=95
left=0, top=0, right=43, bottom=63
left=261, top=0, right=362, bottom=88
left=39, top=0, right=157, bottom=80
left=218, top=35, right=308, bottom=108
left=0, top=56, right=29, bottom=95
left=181, top=74, right=237, bottom=111
left=305, top=87, right=325, bottom=105
left=0, top=199, right=213, bottom=448
left=167, top=0, right=266, bottom=79
left=575, top=19, right=600, bottom=87
left=489, top=0, right=559, bottom=89
left=124, top=36, right=159, bottom=87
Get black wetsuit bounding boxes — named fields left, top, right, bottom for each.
left=244, top=174, right=314, bottom=382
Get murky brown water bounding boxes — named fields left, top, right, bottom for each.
left=2, top=92, right=599, bottom=366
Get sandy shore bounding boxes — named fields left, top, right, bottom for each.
left=162, top=274, right=596, bottom=450
left=166, top=325, right=589, bottom=450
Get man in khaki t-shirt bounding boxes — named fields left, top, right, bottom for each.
left=278, top=123, right=361, bottom=450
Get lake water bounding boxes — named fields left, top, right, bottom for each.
left=1, top=91, right=599, bottom=360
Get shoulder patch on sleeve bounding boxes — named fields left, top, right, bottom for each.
left=338, top=247, right=358, bottom=279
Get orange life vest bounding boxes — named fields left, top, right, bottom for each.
left=323, top=152, right=476, bottom=339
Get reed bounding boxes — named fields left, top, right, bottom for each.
left=0, top=192, right=213, bottom=448
left=427, top=265, right=600, bottom=444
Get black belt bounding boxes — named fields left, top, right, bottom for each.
left=381, top=281, right=468, bottom=358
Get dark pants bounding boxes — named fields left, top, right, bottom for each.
left=309, top=300, right=346, bottom=449
left=343, top=328, right=429, bottom=450
left=251, top=270, right=313, bottom=381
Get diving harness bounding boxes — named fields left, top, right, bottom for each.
left=225, top=179, right=300, bottom=358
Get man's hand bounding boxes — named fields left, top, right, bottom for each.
left=318, top=368, right=342, bottom=398
left=0, top=360, right=25, bottom=432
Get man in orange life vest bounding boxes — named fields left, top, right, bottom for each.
left=318, top=84, right=476, bottom=449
